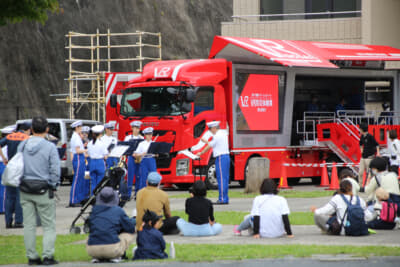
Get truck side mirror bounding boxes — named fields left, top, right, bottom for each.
left=110, top=94, right=117, bottom=108
left=182, top=102, right=192, bottom=113
left=185, top=88, right=197, bottom=102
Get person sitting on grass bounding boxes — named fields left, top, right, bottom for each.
left=338, top=169, right=360, bottom=196
left=311, top=180, right=372, bottom=235
left=86, top=186, right=135, bottom=263
left=133, top=210, right=168, bottom=260
left=367, top=188, right=398, bottom=230
left=176, top=180, right=222, bottom=236
left=233, top=178, right=293, bottom=238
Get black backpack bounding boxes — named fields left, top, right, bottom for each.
left=340, top=195, right=369, bottom=236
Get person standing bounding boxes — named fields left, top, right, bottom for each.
left=196, top=121, right=230, bottom=204
left=0, top=122, right=31, bottom=228
left=87, top=125, right=108, bottom=195
left=387, top=130, right=400, bottom=174
left=0, top=125, right=16, bottom=214
left=133, top=127, right=156, bottom=193
left=358, top=123, right=379, bottom=187
left=19, top=116, right=60, bottom=265
left=102, top=122, right=119, bottom=169
left=69, top=121, right=87, bottom=207
left=124, top=121, right=143, bottom=199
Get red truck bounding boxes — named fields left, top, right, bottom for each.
left=107, top=36, right=400, bottom=188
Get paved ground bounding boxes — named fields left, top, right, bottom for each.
left=3, top=256, right=400, bottom=267
left=1, top=180, right=399, bottom=248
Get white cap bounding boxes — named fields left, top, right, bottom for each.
left=91, top=125, right=104, bottom=134
left=1, top=125, right=16, bottom=134
left=142, top=127, right=154, bottom=134
left=71, top=120, right=83, bottom=128
left=81, top=126, right=90, bottom=133
left=130, top=121, right=142, bottom=128
left=104, top=122, right=116, bottom=129
left=206, top=121, right=220, bottom=128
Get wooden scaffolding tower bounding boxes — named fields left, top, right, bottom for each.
left=58, top=29, right=162, bottom=122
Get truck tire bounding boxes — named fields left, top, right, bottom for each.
left=205, top=158, right=218, bottom=190
left=239, top=155, right=261, bottom=188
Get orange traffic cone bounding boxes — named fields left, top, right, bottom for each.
left=326, top=162, right=339, bottom=190
left=278, top=165, right=292, bottom=189
left=319, top=161, right=330, bottom=187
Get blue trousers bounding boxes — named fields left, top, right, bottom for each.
left=127, top=156, right=141, bottom=198
left=176, top=218, right=222, bottom=236
left=215, top=154, right=230, bottom=203
left=106, top=157, right=119, bottom=169
left=5, top=186, right=23, bottom=225
left=0, top=162, right=6, bottom=213
left=89, top=159, right=106, bottom=195
left=70, top=154, right=86, bottom=205
left=139, top=157, right=157, bottom=191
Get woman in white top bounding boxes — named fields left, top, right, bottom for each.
left=338, top=169, right=360, bottom=196
left=124, top=121, right=144, bottom=198
left=134, top=127, right=157, bottom=192
left=387, top=130, right=400, bottom=174
left=87, top=125, right=108, bottom=195
left=69, top=120, right=88, bottom=207
left=233, top=179, right=293, bottom=238
left=312, top=180, right=372, bottom=235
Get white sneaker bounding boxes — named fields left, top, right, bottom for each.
left=132, top=246, right=138, bottom=256
left=91, top=258, right=100, bottom=263
left=110, top=257, right=122, bottom=263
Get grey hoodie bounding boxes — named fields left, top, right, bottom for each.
left=18, top=136, right=60, bottom=188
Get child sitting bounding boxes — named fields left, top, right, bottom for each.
left=133, top=210, right=168, bottom=260
left=176, top=180, right=222, bottom=236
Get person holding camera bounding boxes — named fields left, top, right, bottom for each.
left=18, top=117, right=60, bottom=265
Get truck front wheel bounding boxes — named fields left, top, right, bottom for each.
left=205, top=158, right=218, bottom=190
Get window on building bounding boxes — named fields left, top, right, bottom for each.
left=305, top=0, right=361, bottom=19
left=260, top=0, right=283, bottom=21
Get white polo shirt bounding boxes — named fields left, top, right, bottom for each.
left=70, top=132, right=84, bottom=154
left=135, top=140, right=152, bottom=154
left=87, top=139, right=108, bottom=159
left=209, top=129, right=229, bottom=158
left=124, top=134, right=144, bottom=141
left=101, top=135, right=117, bottom=149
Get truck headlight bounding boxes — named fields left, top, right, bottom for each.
left=176, top=158, right=189, bottom=176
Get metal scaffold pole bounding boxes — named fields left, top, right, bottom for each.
left=57, top=30, right=162, bottom=122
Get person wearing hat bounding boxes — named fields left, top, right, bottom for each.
left=136, top=172, right=179, bottom=235
left=196, top=121, right=230, bottom=204
left=124, top=121, right=144, bottom=199
left=101, top=122, right=119, bottom=169
left=86, top=186, right=135, bottom=263
left=133, top=127, right=157, bottom=193
left=87, top=125, right=108, bottom=195
left=133, top=210, right=168, bottom=260
left=0, top=125, right=16, bottom=214
left=0, top=122, right=30, bottom=228
left=69, top=120, right=87, bottom=207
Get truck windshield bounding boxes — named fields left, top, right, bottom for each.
left=120, top=86, right=185, bottom=116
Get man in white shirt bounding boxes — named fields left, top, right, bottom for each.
left=134, top=127, right=157, bottom=193
left=196, top=121, right=230, bottom=204
left=124, top=121, right=144, bottom=198
left=101, top=122, right=119, bottom=169
left=387, top=130, right=400, bottom=174
left=69, top=120, right=88, bottom=207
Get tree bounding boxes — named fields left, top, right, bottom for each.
left=0, top=0, right=59, bottom=26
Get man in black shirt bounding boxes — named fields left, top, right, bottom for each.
left=358, top=123, right=379, bottom=187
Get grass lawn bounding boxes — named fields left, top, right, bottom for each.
left=170, top=190, right=333, bottom=199
left=1, top=235, right=399, bottom=265
left=171, top=211, right=315, bottom=225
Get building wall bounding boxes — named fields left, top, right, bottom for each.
left=222, top=18, right=362, bottom=43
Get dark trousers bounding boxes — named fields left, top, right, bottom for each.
left=159, top=216, right=179, bottom=235
left=5, top=186, right=23, bottom=225
left=367, top=219, right=396, bottom=230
